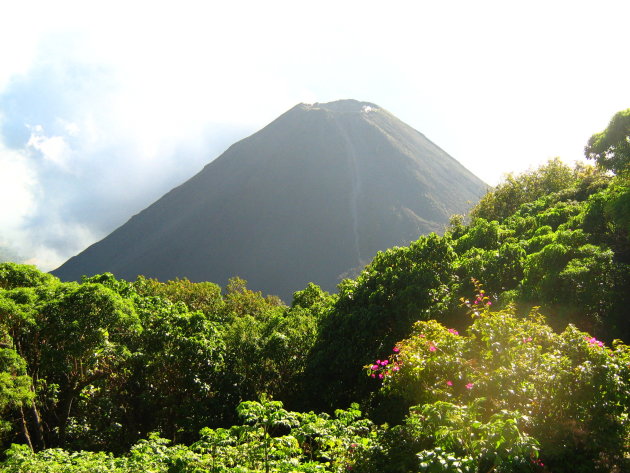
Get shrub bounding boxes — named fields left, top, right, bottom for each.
left=371, top=291, right=630, bottom=472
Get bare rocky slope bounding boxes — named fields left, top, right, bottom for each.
left=53, top=100, right=487, bottom=301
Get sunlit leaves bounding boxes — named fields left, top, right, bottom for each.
left=379, top=305, right=629, bottom=472
left=586, top=108, right=630, bottom=175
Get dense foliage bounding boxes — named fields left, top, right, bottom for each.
left=1, top=110, right=629, bottom=471
left=1, top=275, right=627, bottom=472
left=2, top=400, right=380, bottom=473
left=374, top=291, right=629, bottom=472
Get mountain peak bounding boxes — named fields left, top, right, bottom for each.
left=299, top=99, right=380, bottom=114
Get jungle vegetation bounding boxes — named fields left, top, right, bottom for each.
left=0, top=110, right=629, bottom=472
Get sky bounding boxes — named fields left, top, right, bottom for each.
left=1, top=0, right=629, bottom=271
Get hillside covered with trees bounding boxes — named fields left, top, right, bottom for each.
left=0, top=110, right=629, bottom=471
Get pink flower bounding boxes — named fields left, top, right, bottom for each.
left=392, top=365, right=400, bottom=372
left=392, top=346, right=400, bottom=353
left=371, top=364, right=379, bottom=371
left=465, top=383, right=474, bottom=390
left=429, top=344, right=437, bottom=352
left=446, top=380, right=453, bottom=386
left=522, top=337, right=532, bottom=343
left=486, top=301, right=492, bottom=306
left=382, top=360, right=389, bottom=366
left=371, top=374, right=376, bottom=378
left=378, top=373, right=384, bottom=379
left=586, top=337, right=604, bottom=347
left=448, top=328, right=459, bottom=335
left=376, top=360, right=381, bottom=365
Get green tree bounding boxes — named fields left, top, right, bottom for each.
left=0, top=263, right=57, bottom=290
left=585, top=109, right=630, bottom=252
left=1, top=278, right=141, bottom=449
left=586, top=108, right=630, bottom=174
left=222, top=308, right=318, bottom=409
left=38, top=283, right=140, bottom=446
left=125, top=295, right=227, bottom=444
left=0, top=334, right=33, bottom=448
left=133, top=275, right=225, bottom=318
left=237, top=396, right=299, bottom=473
left=471, top=158, right=577, bottom=222
left=303, top=234, right=457, bottom=411
left=291, top=282, right=334, bottom=313
left=220, top=277, right=285, bottom=322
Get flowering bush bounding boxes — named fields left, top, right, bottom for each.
left=373, top=292, right=630, bottom=472
left=367, top=346, right=402, bottom=380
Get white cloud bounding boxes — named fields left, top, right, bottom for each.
left=0, top=134, right=101, bottom=270
left=17, top=220, right=99, bottom=271
left=0, top=145, right=37, bottom=229
left=26, top=125, right=73, bottom=170
left=62, top=120, right=80, bottom=137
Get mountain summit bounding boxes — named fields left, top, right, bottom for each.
left=53, top=100, right=487, bottom=300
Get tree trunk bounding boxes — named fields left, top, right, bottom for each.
left=30, top=399, right=45, bottom=450
left=19, top=406, right=34, bottom=452
left=57, top=391, right=75, bottom=445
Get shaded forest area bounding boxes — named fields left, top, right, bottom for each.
left=0, top=110, right=629, bottom=471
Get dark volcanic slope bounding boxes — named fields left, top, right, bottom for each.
left=53, top=100, right=487, bottom=301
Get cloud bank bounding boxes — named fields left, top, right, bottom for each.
left=0, top=33, right=253, bottom=270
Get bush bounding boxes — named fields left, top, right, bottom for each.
left=371, top=291, right=630, bottom=472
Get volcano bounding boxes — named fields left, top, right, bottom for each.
left=53, top=100, right=486, bottom=301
